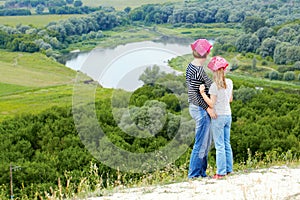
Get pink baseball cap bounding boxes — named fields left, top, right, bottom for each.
left=191, top=39, right=213, bottom=56
left=207, top=56, right=229, bottom=71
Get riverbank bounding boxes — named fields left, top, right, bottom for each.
left=88, top=165, right=300, bottom=200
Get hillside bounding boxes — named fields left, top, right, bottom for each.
left=0, top=50, right=77, bottom=121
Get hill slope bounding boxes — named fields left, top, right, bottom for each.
left=0, top=50, right=77, bottom=121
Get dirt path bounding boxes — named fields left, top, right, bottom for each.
left=88, top=166, right=300, bottom=200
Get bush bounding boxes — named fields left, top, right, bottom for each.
left=245, top=52, right=254, bottom=58
left=234, top=86, right=258, bottom=103
left=278, top=66, right=292, bottom=73
left=261, top=60, right=268, bottom=66
left=230, top=63, right=239, bottom=71
left=264, top=72, right=269, bottom=78
left=265, top=56, right=273, bottom=62
left=269, top=71, right=279, bottom=80
left=283, top=71, right=295, bottom=81
left=293, top=61, right=300, bottom=71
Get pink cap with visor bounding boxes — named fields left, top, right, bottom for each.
left=191, top=39, right=213, bottom=56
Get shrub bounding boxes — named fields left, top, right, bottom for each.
left=278, top=66, right=292, bottom=73
left=269, top=71, right=279, bottom=80
left=261, top=60, right=268, bottom=66
left=230, top=63, right=239, bottom=71
left=265, top=56, right=273, bottom=62
left=234, top=86, right=258, bottom=103
left=293, top=61, right=300, bottom=71
left=283, top=71, right=295, bottom=81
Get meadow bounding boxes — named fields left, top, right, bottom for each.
left=0, top=14, right=83, bottom=27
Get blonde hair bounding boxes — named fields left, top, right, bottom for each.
left=213, top=68, right=227, bottom=89
left=192, top=50, right=209, bottom=59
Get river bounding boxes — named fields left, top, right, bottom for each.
left=65, top=40, right=209, bottom=91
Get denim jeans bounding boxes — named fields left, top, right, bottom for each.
left=188, top=104, right=212, bottom=178
left=211, top=115, right=233, bottom=175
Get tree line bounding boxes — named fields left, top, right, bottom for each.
left=0, top=0, right=300, bottom=66
left=0, top=0, right=101, bottom=16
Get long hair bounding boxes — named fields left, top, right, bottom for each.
left=213, top=68, right=227, bottom=89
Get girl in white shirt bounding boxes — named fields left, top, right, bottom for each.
left=199, top=56, right=233, bottom=179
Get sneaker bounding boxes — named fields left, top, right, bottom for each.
left=213, top=174, right=225, bottom=179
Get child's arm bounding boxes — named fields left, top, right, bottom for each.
left=199, top=84, right=216, bottom=108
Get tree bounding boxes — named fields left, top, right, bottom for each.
left=66, top=0, right=74, bottom=4
left=273, top=43, right=299, bottom=64
left=259, top=38, right=278, bottom=58
left=215, top=9, right=230, bottom=23
left=283, top=71, right=295, bottom=81
left=255, top=27, right=275, bottom=42
left=252, top=58, right=257, bottom=71
left=235, top=34, right=260, bottom=53
left=228, top=11, right=244, bottom=22
left=129, top=8, right=144, bottom=21
left=73, top=0, right=83, bottom=7
left=269, top=71, right=279, bottom=80
left=139, top=65, right=165, bottom=85
left=185, top=13, right=195, bottom=23
left=124, top=7, right=131, bottom=13
left=242, top=16, right=267, bottom=33
left=35, top=4, right=45, bottom=14
left=277, top=26, right=298, bottom=43
left=293, top=61, right=300, bottom=71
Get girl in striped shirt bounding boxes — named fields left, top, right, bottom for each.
left=186, top=39, right=216, bottom=179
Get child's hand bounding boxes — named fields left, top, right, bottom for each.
left=199, top=84, right=205, bottom=94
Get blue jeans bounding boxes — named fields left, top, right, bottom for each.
left=211, top=115, right=233, bottom=175
left=188, top=104, right=212, bottom=178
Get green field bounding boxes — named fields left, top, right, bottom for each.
left=0, top=50, right=76, bottom=87
left=0, top=14, right=83, bottom=27
left=0, top=49, right=114, bottom=121
left=82, top=0, right=183, bottom=10
left=0, top=50, right=77, bottom=121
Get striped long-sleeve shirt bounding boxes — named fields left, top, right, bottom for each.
left=186, top=63, right=213, bottom=110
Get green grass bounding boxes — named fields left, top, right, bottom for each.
left=0, top=50, right=113, bottom=121
left=82, top=0, right=182, bottom=10
left=0, top=50, right=77, bottom=121
left=0, top=14, right=84, bottom=27
left=0, top=82, right=113, bottom=122
left=0, top=82, right=33, bottom=96
left=0, top=50, right=76, bottom=87
left=0, top=85, right=73, bottom=121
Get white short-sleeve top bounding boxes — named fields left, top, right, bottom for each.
left=209, top=78, right=233, bottom=115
